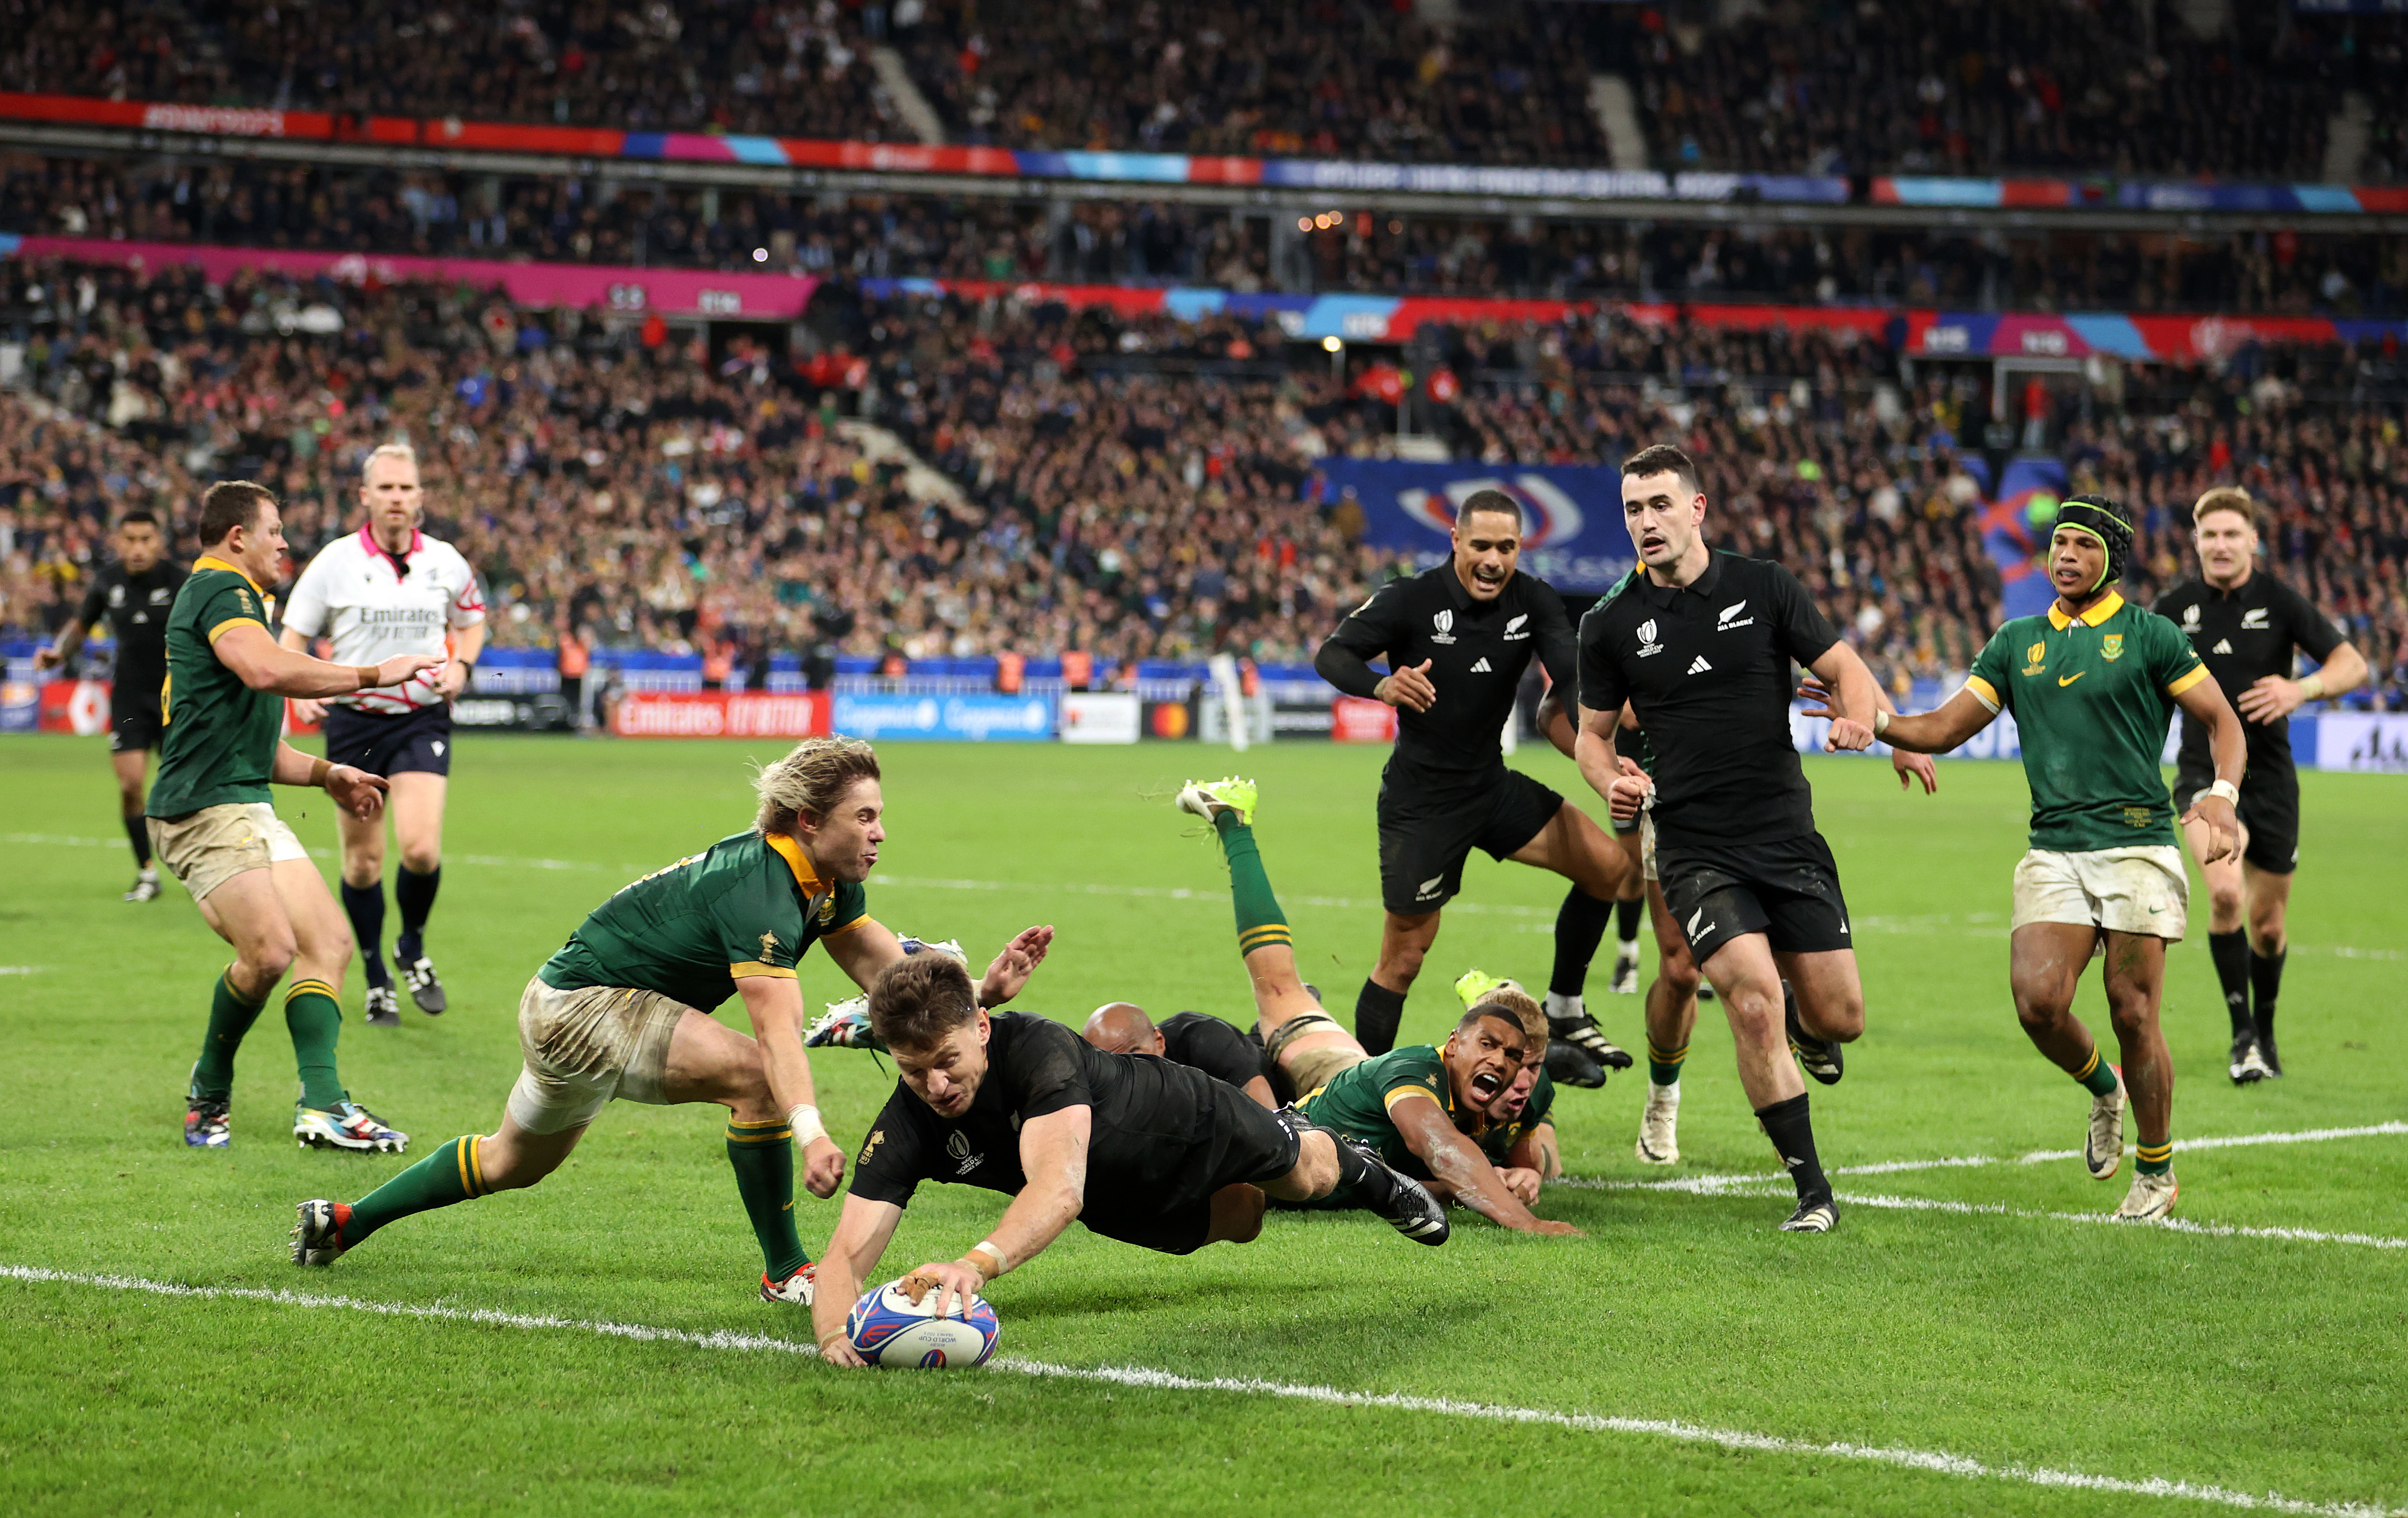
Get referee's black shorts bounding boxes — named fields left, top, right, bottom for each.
left=1078, top=1086, right=1304, bottom=1256
left=2174, top=760, right=2300, bottom=875
left=321, top=702, right=453, bottom=779
left=109, top=691, right=163, bottom=754
left=1377, top=768, right=1564, bottom=915
left=1653, top=830, right=1853, bottom=968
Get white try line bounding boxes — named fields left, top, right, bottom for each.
left=1833, top=1193, right=2408, bottom=1250
left=1561, top=1121, right=2408, bottom=1198
left=3, top=1263, right=2393, bottom=1517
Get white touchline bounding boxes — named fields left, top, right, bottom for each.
left=1558, top=1121, right=2408, bottom=1196
left=1832, top=1194, right=2408, bottom=1250
left=3, top=1264, right=2394, bottom=1518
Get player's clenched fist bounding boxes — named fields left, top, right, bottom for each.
left=1606, top=756, right=1652, bottom=824
left=801, top=1135, right=847, bottom=1198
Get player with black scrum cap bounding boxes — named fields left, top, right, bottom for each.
left=1315, top=488, right=1634, bottom=1087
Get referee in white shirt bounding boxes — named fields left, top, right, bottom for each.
left=280, top=444, right=486, bottom=1025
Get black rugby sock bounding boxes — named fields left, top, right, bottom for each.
left=2207, top=930, right=2252, bottom=1037
left=1755, top=1093, right=1831, bottom=1203
left=395, top=865, right=441, bottom=955
left=124, top=814, right=153, bottom=870
left=1550, top=886, right=1614, bottom=998
left=1324, top=1131, right=1397, bottom=1207
left=2250, top=947, right=2287, bottom=1043
left=341, top=880, right=391, bottom=988
left=1354, top=979, right=1406, bottom=1055
left=1614, top=897, right=1642, bottom=949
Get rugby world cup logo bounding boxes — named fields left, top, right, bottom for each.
left=1636, top=619, right=1663, bottom=657
left=1431, top=609, right=1456, bottom=645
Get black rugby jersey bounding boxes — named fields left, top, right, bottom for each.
left=2154, top=570, right=2345, bottom=771
left=1577, top=550, right=1842, bottom=848
left=77, top=559, right=187, bottom=703
left=1316, top=562, right=1578, bottom=799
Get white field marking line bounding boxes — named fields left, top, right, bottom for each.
left=1833, top=1193, right=2408, bottom=1250
left=1557, top=1121, right=2408, bottom=1197
left=4, top=1264, right=2394, bottom=1517
left=0, top=966, right=43, bottom=975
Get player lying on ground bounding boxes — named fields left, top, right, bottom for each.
left=152, top=481, right=442, bottom=1154
left=1827, top=498, right=2246, bottom=1220
left=810, top=954, right=1450, bottom=1365
left=1083, top=1003, right=1280, bottom=1108
left=2156, top=486, right=2367, bottom=1083
left=292, top=737, right=1054, bottom=1303
left=1574, top=443, right=1895, bottom=1232
left=1314, top=488, right=1634, bottom=1087
left=1177, top=777, right=1581, bottom=1236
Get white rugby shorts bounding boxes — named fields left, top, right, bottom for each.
left=2010, top=846, right=2189, bottom=941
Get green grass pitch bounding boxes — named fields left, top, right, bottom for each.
left=3, top=733, right=2403, bottom=1517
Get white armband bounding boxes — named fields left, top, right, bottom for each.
left=786, top=1103, right=827, bottom=1146
left=2206, top=779, right=2241, bottom=806
left=966, top=1239, right=1009, bottom=1279
left=1872, top=710, right=1891, bottom=737
left=2298, top=673, right=2326, bottom=701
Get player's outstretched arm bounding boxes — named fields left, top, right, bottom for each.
left=977, top=925, right=1055, bottom=1008
left=2173, top=675, right=2247, bottom=865
left=269, top=743, right=391, bottom=819
left=32, top=616, right=87, bottom=671
left=216, top=621, right=440, bottom=699
left=813, top=1194, right=905, bottom=1368
left=736, top=976, right=848, bottom=1198
left=1823, top=687, right=1996, bottom=756
left=1799, top=675, right=1939, bottom=794
left=1388, top=1093, right=1579, bottom=1236
left=901, top=1105, right=1090, bottom=1317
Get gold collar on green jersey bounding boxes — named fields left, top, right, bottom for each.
left=2047, top=588, right=2125, bottom=631
left=192, top=554, right=263, bottom=594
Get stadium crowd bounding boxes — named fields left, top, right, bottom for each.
left=5, top=2, right=2400, bottom=182
left=3, top=256, right=2404, bottom=706
left=8, top=153, right=2405, bottom=318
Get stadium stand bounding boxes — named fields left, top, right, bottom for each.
left=4, top=255, right=2402, bottom=706
left=7, top=155, right=2402, bottom=315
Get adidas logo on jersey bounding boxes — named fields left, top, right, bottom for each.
left=1686, top=655, right=1713, bottom=675
left=1470, top=656, right=1492, bottom=673
left=2212, top=638, right=2234, bottom=654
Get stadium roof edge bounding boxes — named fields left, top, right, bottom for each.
left=2, top=91, right=2405, bottom=234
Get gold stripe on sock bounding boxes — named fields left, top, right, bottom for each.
left=1238, top=926, right=1291, bottom=948
left=2136, top=1142, right=2173, bottom=1162
left=468, top=1135, right=487, bottom=1196
left=2074, top=1046, right=2101, bottom=1082
left=727, top=1127, right=794, bottom=1144
left=727, top=1116, right=788, bottom=1130
left=221, top=967, right=268, bottom=1008
left=283, top=978, right=337, bottom=1004
left=1647, top=1043, right=1689, bottom=1065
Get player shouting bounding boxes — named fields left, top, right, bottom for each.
left=811, top=949, right=1451, bottom=1364
left=2155, top=488, right=2367, bottom=1081
left=1854, top=498, right=2246, bottom=1221
left=33, top=510, right=185, bottom=901
left=1574, top=444, right=1889, bottom=1233
left=150, top=483, right=439, bottom=1152
left=281, top=444, right=486, bottom=1024
left=1314, top=490, right=1632, bottom=1085
left=291, top=738, right=1054, bottom=1305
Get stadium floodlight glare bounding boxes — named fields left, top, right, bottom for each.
left=752, top=247, right=768, bottom=262
left=1296, top=216, right=1314, bottom=232
left=1322, top=336, right=1343, bottom=353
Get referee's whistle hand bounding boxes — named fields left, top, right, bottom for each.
left=1377, top=661, right=1437, bottom=712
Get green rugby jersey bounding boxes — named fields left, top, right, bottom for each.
left=1295, top=1043, right=1556, bottom=1180
left=539, top=830, right=869, bottom=1011
left=1966, top=589, right=2209, bottom=853
left=147, top=556, right=283, bottom=818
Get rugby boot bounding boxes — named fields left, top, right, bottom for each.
left=1635, top=1081, right=1680, bottom=1164
left=2113, top=1169, right=2179, bottom=1221
left=897, top=935, right=966, bottom=963
left=1609, top=944, right=1642, bottom=996
left=364, top=984, right=402, bottom=1028
left=125, top=868, right=161, bottom=902
left=761, top=1265, right=817, bottom=1306
left=185, top=1092, right=231, bottom=1149
left=2228, top=1030, right=2271, bottom=1085
left=1175, top=776, right=1258, bottom=827
left=2085, top=1066, right=2126, bottom=1180
left=1779, top=1196, right=1839, bottom=1233
left=1451, top=968, right=1514, bottom=1009
left=2255, top=1027, right=2283, bottom=1078
left=291, top=1200, right=352, bottom=1266
left=295, top=1099, right=409, bottom=1153
left=1783, top=981, right=1843, bottom=1085
left=805, top=996, right=884, bottom=1050
left=1545, top=993, right=1635, bottom=1075
left=395, top=945, right=447, bottom=1014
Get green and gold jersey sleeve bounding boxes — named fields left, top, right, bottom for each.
left=2149, top=611, right=2210, bottom=697
left=1966, top=622, right=2019, bottom=714
left=712, top=862, right=804, bottom=982
left=1375, top=1046, right=1448, bottom=1114
left=148, top=562, right=282, bottom=818
left=196, top=573, right=268, bottom=647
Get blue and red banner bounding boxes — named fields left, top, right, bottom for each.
left=1313, top=459, right=1635, bottom=590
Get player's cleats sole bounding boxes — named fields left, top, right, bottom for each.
left=897, top=935, right=967, bottom=963
left=1548, top=1012, right=1635, bottom=1072
left=2114, top=1170, right=2179, bottom=1221
left=805, top=996, right=884, bottom=1050
left=291, top=1200, right=352, bottom=1265
left=397, top=953, right=447, bottom=1014
left=2256, top=1029, right=2283, bottom=1078
left=2086, top=1066, right=2126, bottom=1180
left=125, top=869, right=161, bottom=902
left=185, top=1094, right=231, bottom=1149
left=1783, top=982, right=1843, bottom=1085
left=1779, top=1197, right=1839, bottom=1233
left=1545, top=1040, right=1607, bottom=1089
left=1175, top=776, right=1258, bottom=827
left=1636, top=1081, right=1680, bottom=1164
left=1609, top=950, right=1641, bottom=996
left=761, top=1265, right=817, bottom=1305
left=1452, top=968, right=1514, bottom=1008
left=364, top=984, right=402, bottom=1028
left=295, top=1100, right=409, bottom=1153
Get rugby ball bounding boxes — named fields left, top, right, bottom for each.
left=844, top=1278, right=1000, bottom=1368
